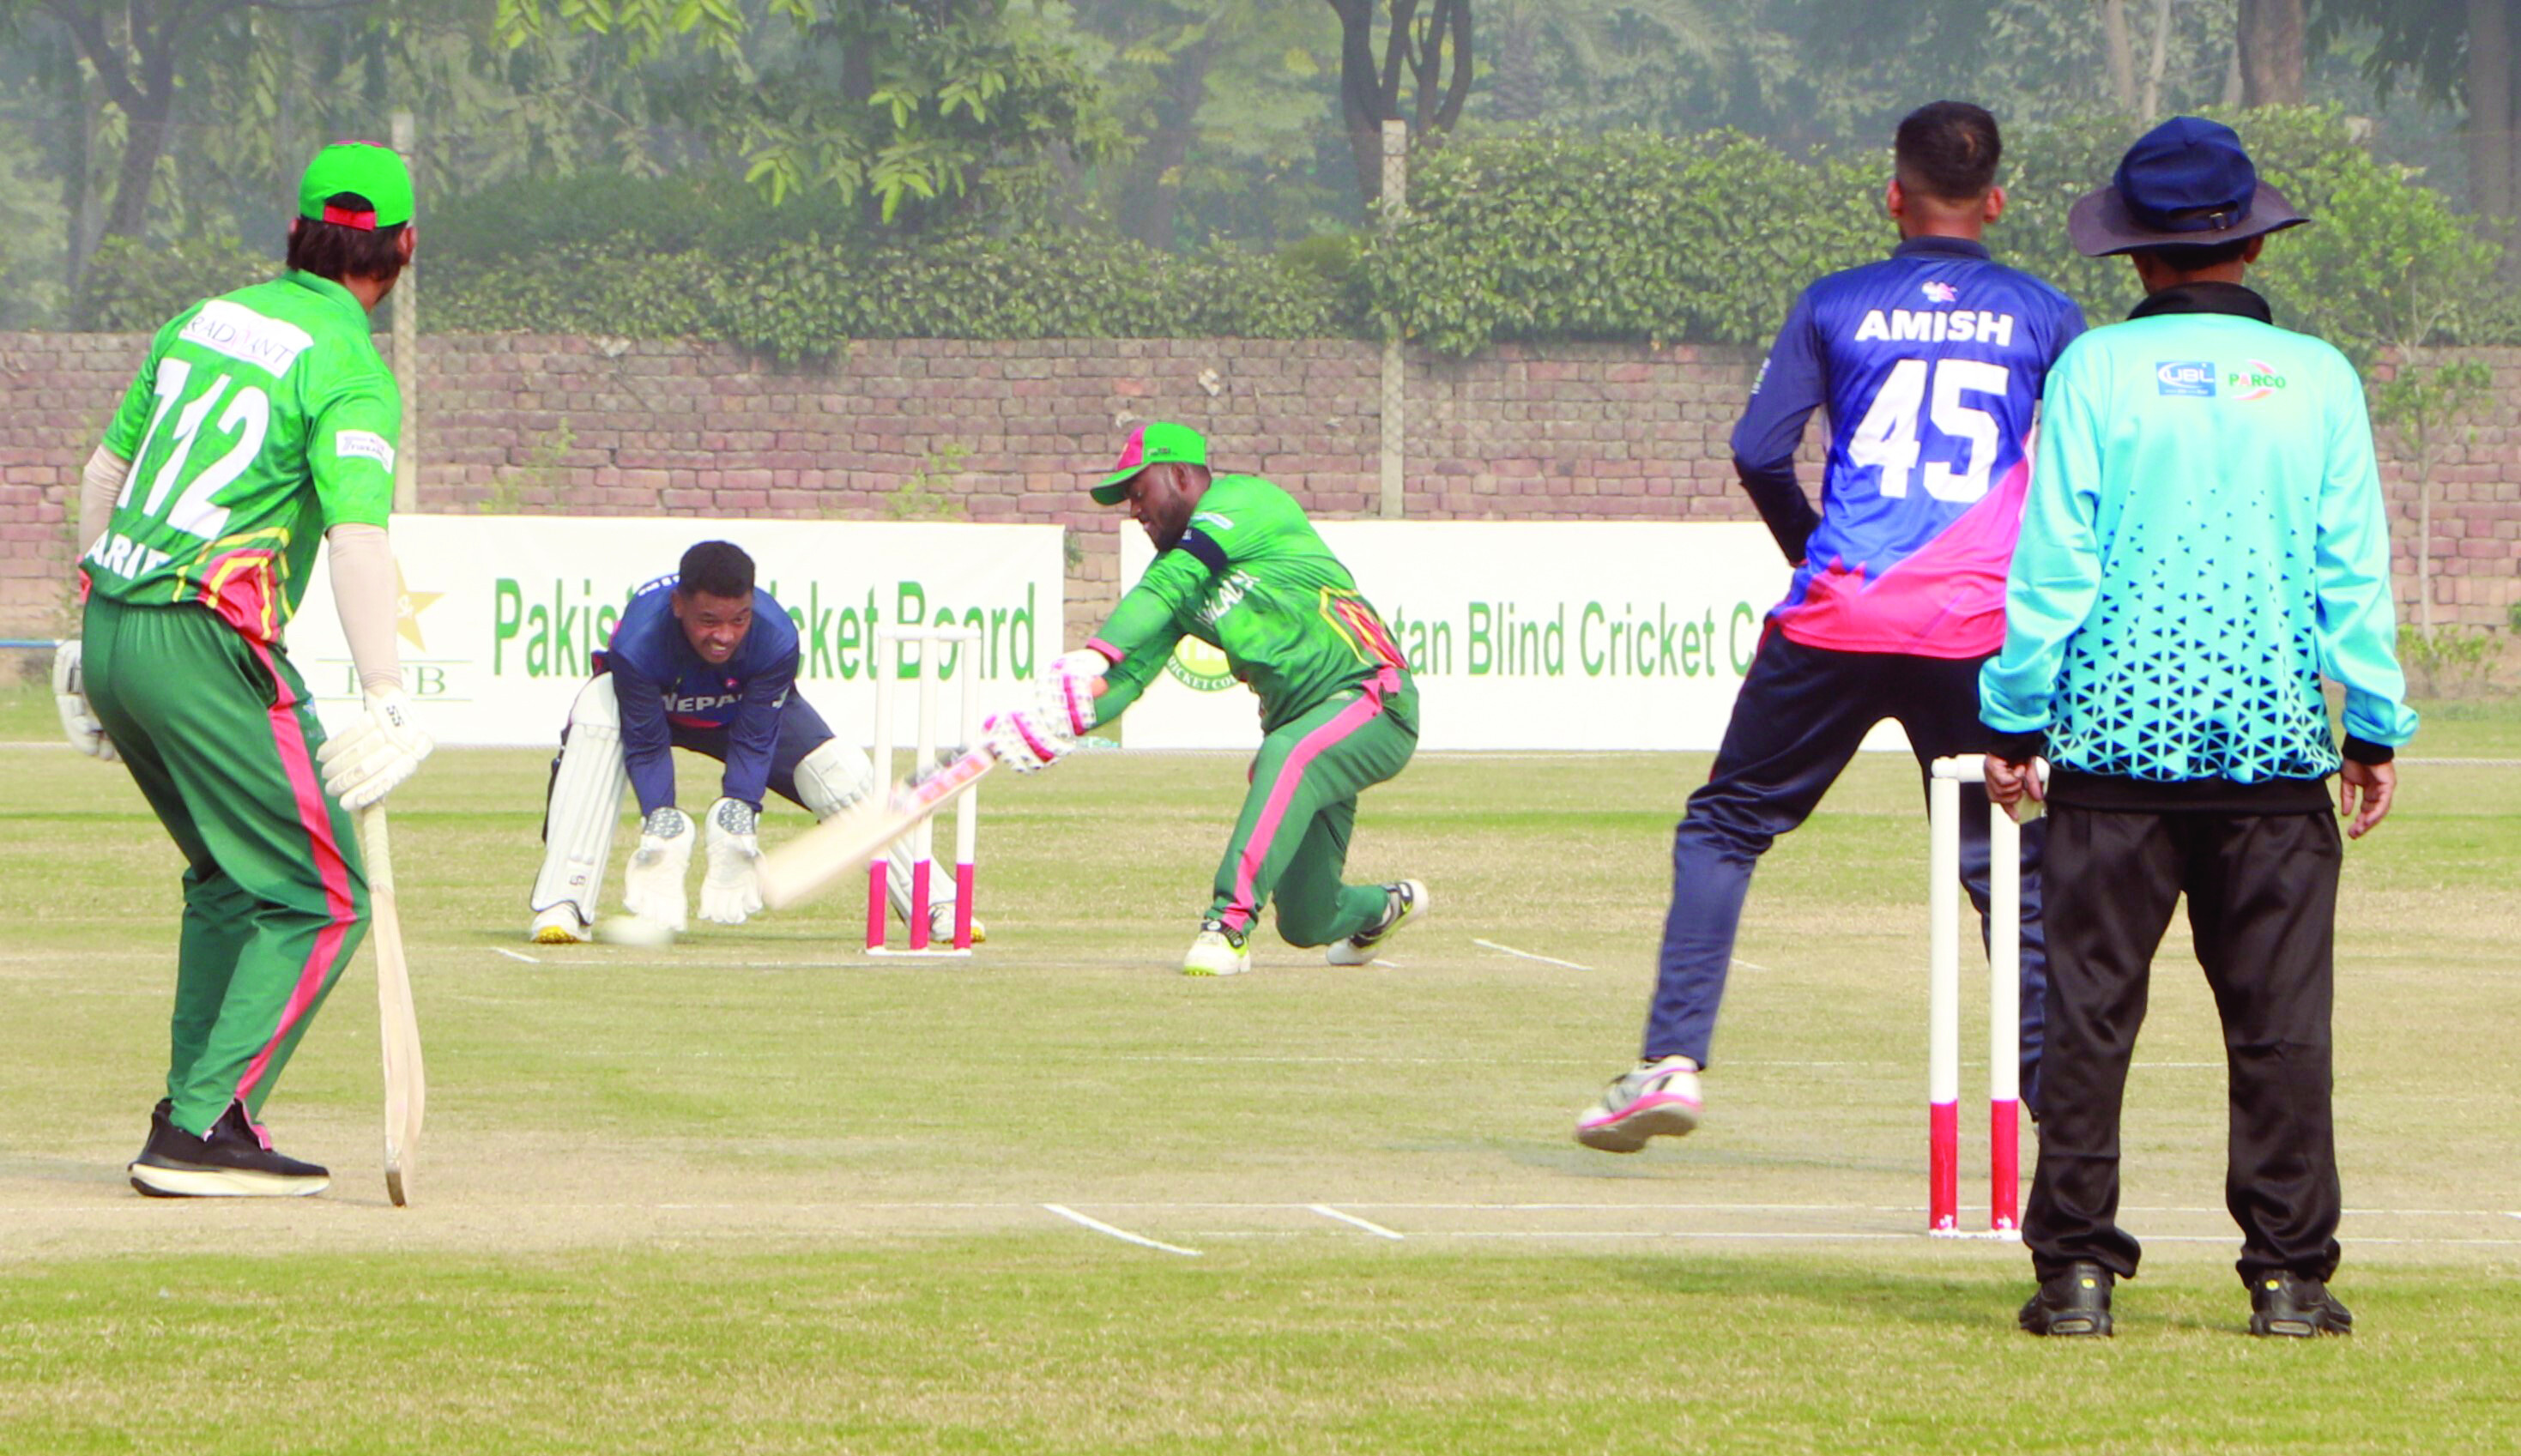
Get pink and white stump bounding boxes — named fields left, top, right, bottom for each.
left=867, top=623, right=982, bottom=958
left=1928, top=754, right=2024, bottom=1238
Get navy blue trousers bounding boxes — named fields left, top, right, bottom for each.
left=1641, top=630, right=2047, bottom=1109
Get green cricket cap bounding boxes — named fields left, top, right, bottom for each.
left=297, top=142, right=414, bottom=232
left=1091, top=422, right=1208, bottom=504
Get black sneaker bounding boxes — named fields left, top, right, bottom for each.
left=135, top=1097, right=172, bottom=1163
left=130, top=1102, right=329, bottom=1198
left=2019, top=1260, right=2114, bottom=1337
left=2248, top=1272, right=2353, bottom=1338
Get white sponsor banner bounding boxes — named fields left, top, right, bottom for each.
left=289, top=515, right=1062, bottom=746
left=1119, top=521, right=1845, bottom=752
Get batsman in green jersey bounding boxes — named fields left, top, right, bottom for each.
left=53, top=142, right=435, bottom=1197
left=982, top=422, right=1427, bottom=976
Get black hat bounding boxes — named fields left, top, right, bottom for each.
left=2068, top=116, right=2311, bottom=257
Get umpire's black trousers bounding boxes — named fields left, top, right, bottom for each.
left=2026, top=802, right=2344, bottom=1286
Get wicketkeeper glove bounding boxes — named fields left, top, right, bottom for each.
left=317, top=688, right=434, bottom=809
left=51, top=640, right=117, bottom=763
left=623, top=805, right=692, bottom=933
left=698, top=796, right=764, bottom=926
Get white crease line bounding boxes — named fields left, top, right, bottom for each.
left=1473, top=938, right=1593, bottom=971
left=1731, top=958, right=1769, bottom=972
left=490, top=947, right=539, bottom=964
left=1041, top=1204, right=1201, bottom=1258
left=1424, top=1231, right=1915, bottom=1242
left=1373, top=958, right=1403, bottom=969
left=1309, top=1204, right=1405, bottom=1241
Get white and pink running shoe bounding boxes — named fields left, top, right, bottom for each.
left=1575, top=1055, right=1703, bottom=1152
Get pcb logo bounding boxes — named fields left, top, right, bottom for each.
left=1164, top=636, right=1237, bottom=693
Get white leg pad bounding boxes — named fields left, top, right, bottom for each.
left=530, top=675, right=629, bottom=926
left=794, top=737, right=949, bottom=922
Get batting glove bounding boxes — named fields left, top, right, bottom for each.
left=982, top=706, right=1071, bottom=775
left=698, top=796, right=764, bottom=925
left=51, top=640, right=117, bottom=763
left=623, top=805, right=692, bottom=933
left=1038, top=649, right=1110, bottom=738
left=317, top=688, right=434, bottom=809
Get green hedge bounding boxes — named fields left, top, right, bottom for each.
left=70, top=109, right=2506, bottom=364
left=426, top=230, right=1351, bottom=361
left=1366, top=108, right=2507, bottom=359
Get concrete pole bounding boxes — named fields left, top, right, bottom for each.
left=1378, top=118, right=1408, bottom=521
left=390, top=110, right=419, bottom=514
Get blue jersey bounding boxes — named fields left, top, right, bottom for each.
left=1733, top=236, right=2084, bottom=657
left=598, top=577, right=800, bottom=813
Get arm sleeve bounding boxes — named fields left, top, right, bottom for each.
left=1980, top=360, right=2107, bottom=737
left=2313, top=359, right=2419, bottom=752
left=718, top=651, right=795, bottom=812
left=2049, top=296, right=2089, bottom=362
left=308, top=369, right=402, bottom=529
left=100, top=345, right=162, bottom=461
left=1082, top=547, right=1205, bottom=723
left=1728, top=292, right=1828, bottom=564
left=609, top=658, right=677, bottom=819
left=79, top=447, right=130, bottom=554
left=1735, top=458, right=1819, bottom=564
left=324, top=523, right=404, bottom=694
left=1728, top=291, right=1826, bottom=474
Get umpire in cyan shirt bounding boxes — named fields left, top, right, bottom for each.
left=1976, top=117, right=2418, bottom=1339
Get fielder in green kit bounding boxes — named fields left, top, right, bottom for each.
left=53, top=142, right=435, bottom=1196
left=982, top=422, right=1428, bottom=976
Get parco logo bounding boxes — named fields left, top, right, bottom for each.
left=2228, top=359, right=2288, bottom=401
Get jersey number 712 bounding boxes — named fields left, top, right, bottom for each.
left=1847, top=358, right=2010, bottom=503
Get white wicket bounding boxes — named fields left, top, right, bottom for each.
left=1927, top=753, right=2023, bottom=1237
left=868, top=624, right=982, bottom=956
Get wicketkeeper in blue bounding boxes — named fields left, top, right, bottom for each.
left=525, top=541, right=968, bottom=943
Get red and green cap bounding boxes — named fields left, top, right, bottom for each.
left=1090, top=421, right=1208, bottom=504
left=297, top=141, right=414, bottom=232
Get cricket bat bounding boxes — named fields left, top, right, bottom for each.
left=757, top=745, right=997, bottom=911
left=355, top=803, right=426, bottom=1207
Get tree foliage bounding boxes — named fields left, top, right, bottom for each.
left=494, top=0, right=1118, bottom=226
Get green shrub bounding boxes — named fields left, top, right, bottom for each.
left=1363, top=108, right=2508, bottom=358
left=81, top=235, right=275, bottom=332
left=427, top=227, right=1351, bottom=360
left=2399, top=625, right=2503, bottom=699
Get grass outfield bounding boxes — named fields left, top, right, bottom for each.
left=1, top=686, right=2517, bottom=1453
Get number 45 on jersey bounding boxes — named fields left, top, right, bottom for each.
left=1847, top=359, right=2012, bottom=503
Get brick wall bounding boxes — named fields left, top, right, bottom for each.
left=6, top=333, right=2516, bottom=643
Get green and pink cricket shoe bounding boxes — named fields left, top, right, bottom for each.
left=1575, top=1055, right=1703, bottom=1151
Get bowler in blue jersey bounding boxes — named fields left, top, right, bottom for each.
left=1579, top=102, right=2083, bottom=1155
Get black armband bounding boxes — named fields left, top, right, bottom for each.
left=1175, top=528, right=1228, bottom=574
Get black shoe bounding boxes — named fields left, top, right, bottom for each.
left=130, top=1102, right=329, bottom=1198
left=2248, top=1272, right=2353, bottom=1338
left=2019, top=1260, right=2114, bottom=1337
left=133, top=1097, right=174, bottom=1164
